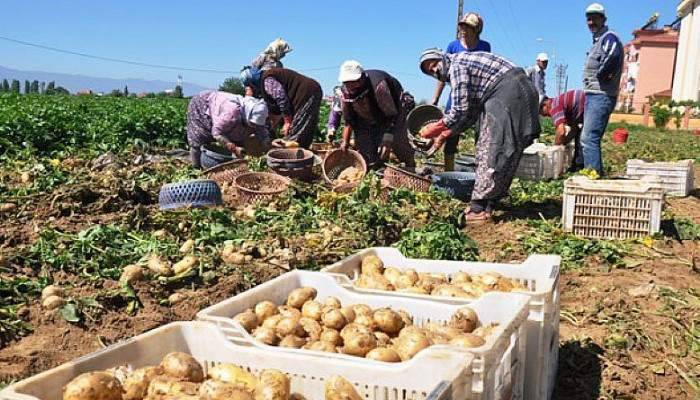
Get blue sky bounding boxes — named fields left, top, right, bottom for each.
left=0, top=0, right=679, bottom=101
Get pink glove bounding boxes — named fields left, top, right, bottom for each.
left=420, top=120, right=449, bottom=139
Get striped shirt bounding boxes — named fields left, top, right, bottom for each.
left=550, top=90, right=585, bottom=128
left=444, top=52, right=516, bottom=129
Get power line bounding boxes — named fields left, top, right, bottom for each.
left=0, top=35, right=338, bottom=75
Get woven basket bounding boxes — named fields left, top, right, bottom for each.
left=384, top=164, right=432, bottom=192
left=310, top=142, right=337, bottom=159
left=322, top=149, right=367, bottom=185
left=234, top=172, right=291, bottom=204
left=203, top=160, right=249, bottom=186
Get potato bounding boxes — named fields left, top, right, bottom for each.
left=342, top=332, right=377, bottom=357
left=451, top=272, right=471, bottom=284
left=147, top=255, right=172, bottom=277
left=299, top=317, right=322, bottom=341
left=42, top=284, right=64, bottom=300
left=179, top=239, right=195, bottom=254
left=373, top=308, right=405, bottom=334
left=395, top=274, right=417, bottom=289
left=173, top=255, right=198, bottom=275
left=496, top=279, right=514, bottom=292
left=397, top=310, right=413, bottom=327
left=253, top=327, right=279, bottom=346
left=426, top=331, right=449, bottom=345
left=278, top=305, right=302, bottom=320
left=351, top=304, right=372, bottom=316
left=352, top=313, right=376, bottom=330
left=425, top=323, right=462, bottom=341
left=450, top=307, right=479, bottom=333
left=168, top=292, right=187, bottom=305
left=373, top=332, right=392, bottom=347
left=431, top=285, right=469, bottom=298
left=276, top=317, right=305, bottom=338
left=304, top=340, right=337, bottom=353
left=42, top=295, right=65, bottom=310
left=366, top=347, right=401, bottom=362
left=208, top=363, right=258, bottom=391
left=160, top=352, right=204, bottom=382
left=120, top=265, right=144, bottom=284
left=472, top=323, right=499, bottom=339
left=261, top=314, right=284, bottom=329
left=394, top=331, right=431, bottom=361
left=340, top=323, right=372, bottom=340
left=254, top=301, right=278, bottom=322
left=361, top=255, right=384, bottom=276
left=398, top=325, right=423, bottom=338
left=475, top=272, right=501, bottom=287
left=323, top=297, right=342, bottom=309
left=383, top=267, right=402, bottom=286
left=279, top=335, right=306, bottom=348
left=325, top=376, right=362, bottom=400
left=356, top=274, right=394, bottom=291
left=321, top=309, right=347, bottom=330
left=450, top=334, right=486, bottom=348
left=339, top=306, right=356, bottom=324
left=403, top=269, right=419, bottom=283
left=254, top=369, right=290, bottom=400
left=286, top=287, right=317, bottom=309
left=458, top=283, right=485, bottom=298
left=234, top=310, right=259, bottom=333
left=398, top=287, right=429, bottom=295
left=147, top=377, right=199, bottom=396
left=320, top=328, right=343, bottom=346
left=199, top=380, right=253, bottom=400
left=123, top=366, right=163, bottom=400
left=63, top=372, right=123, bottom=400
left=301, top=301, right=323, bottom=321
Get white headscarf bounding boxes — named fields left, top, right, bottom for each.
left=240, top=97, right=268, bottom=126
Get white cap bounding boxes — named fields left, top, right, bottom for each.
left=338, top=60, right=364, bottom=83
left=537, top=53, right=549, bottom=61
left=585, top=3, right=605, bottom=16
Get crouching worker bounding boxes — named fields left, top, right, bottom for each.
left=539, top=89, right=586, bottom=172
left=337, top=60, right=416, bottom=168
left=418, top=49, right=540, bottom=223
left=187, top=90, right=270, bottom=169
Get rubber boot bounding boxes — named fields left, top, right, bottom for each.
left=444, top=153, right=455, bottom=172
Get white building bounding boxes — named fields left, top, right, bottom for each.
left=672, top=0, right=700, bottom=102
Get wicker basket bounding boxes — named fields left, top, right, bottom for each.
left=203, top=160, right=249, bottom=186
left=322, top=149, right=367, bottom=185
left=384, top=164, right=432, bottom=192
left=310, top=142, right=337, bottom=159
left=234, top=172, right=291, bottom=204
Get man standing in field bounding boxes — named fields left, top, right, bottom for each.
left=581, top=3, right=623, bottom=175
left=525, top=53, right=548, bottom=101
left=539, top=89, right=586, bottom=172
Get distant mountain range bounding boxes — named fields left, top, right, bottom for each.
left=0, top=65, right=212, bottom=96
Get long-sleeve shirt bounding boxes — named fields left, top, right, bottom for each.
left=550, top=90, right=585, bottom=128
left=594, top=27, right=623, bottom=81
left=263, top=77, right=292, bottom=116
left=525, top=65, right=546, bottom=98
left=443, top=52, right=516, bottom=131
left=327, top=94, right=343, bottom=131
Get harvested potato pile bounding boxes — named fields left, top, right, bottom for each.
left=233, top=286, right=496, bottom=362
left=354, top=255, right=527, bottom=298
left=62, top=352, right=362, bottom=400
left=335, top=166, right=363, bottom=185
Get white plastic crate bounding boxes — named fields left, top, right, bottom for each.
left=515, top=143, right=566, bottom=181
left=626, top=159, right=695, bottom=197
left=321, top=247, right=561, bottom=400
left=197, top=271, right=531, bottom=400
left=562, top=175, right=664, bottom=240
left=0, top=321, right=468, bottom=400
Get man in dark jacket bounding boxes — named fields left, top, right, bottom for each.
left=335, top=60, right=416, bottom=168
left=240, top=66, right=322, bottom=148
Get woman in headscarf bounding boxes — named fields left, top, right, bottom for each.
left=419, top=48, right=540, bottom=223
left=336, top=60, right=415, bottom=168
left=250, top=38, right=292, bottom=71
left=431, top=12, right=492, bottom=171
left=240, top=66, right=322, bottom=149
left=186, top=90, right=270, bottom=169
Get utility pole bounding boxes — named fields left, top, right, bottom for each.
left=457, top=0, right=464, bottom=38
left=555, top=63, right=568, bottom=95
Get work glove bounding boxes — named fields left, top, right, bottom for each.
left=424, top=130, right=453, bottom=157
left=281, top=116, right=293, bottom=137
left=420, top=120, right=449, bottom=139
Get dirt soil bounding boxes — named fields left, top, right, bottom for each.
left=0, top=160, right=698, bottom=399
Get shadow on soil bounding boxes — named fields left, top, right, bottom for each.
left=553, top=339, right=604, bottom=400
left=499, top=200, right=563, bottom=222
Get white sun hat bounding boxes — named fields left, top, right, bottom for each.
left=585, top=3, right=605, bottom=16
left=537, top=53, right=549, bottom=61
left=338, top=60, right=364, bottom=83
